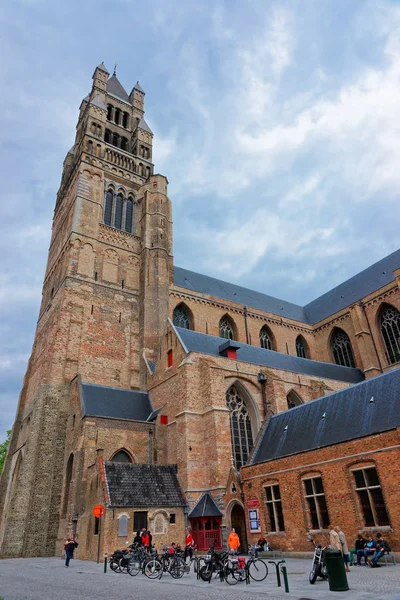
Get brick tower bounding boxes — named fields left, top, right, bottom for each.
left=0, top=64, right=172, bottom=557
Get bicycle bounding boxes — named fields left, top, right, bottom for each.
left=246, top=546, right=268, bottom=581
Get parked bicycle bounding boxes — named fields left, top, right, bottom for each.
left=199, top=546, right=229, bottom=582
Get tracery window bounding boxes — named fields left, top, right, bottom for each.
left=331, top=328, right=356, bottom=368
left=226, top=385, right=254, bottom=469
left=286, top=390, right=303, bottom=409
left=260, top=325, right=273, bottom=350
left=296, top=335, right=309, bottom=359
left=103, top=189, right=136, bottom=233
left=380, top=304, right=400, bottom=364
left=219, top=316, right=235, bottom=340
left=112, top=450, right=132, bottom=463
left=173, top=304, right=192, bottom=330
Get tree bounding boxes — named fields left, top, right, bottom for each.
left=0, top=430, right=11, bottom=474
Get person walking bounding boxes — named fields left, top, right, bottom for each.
left=64, top=533, right=78, bottom=567
left=335, top=526, right=350, bottom=572
left=184, top=528, right=194, bottom=563
left=228, top=528, right=240, bottom=554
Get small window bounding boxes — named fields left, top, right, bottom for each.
left=133, top=511, right=147, bottom=531
left=331, top=328, right=356, bottom=368
left=303, top=476, right=329, bottom=530
left=104, top=190, right=113, bottom=226
left=219, top=316, right=235, bottom=340
left=295, top=335, right=309, bottom=359
left=118, top=515, right=129, bottom=537
left=112, top=450, right=132, bottom=463
left=125, top=198, right=134, bottom=233
left=173, top=304, right=192, bottom=330
left=264, top=484, right=285, bottom=532
left=260, top=325, right=274, bottom=350
left=107, top=105, right=113, bottom=121
left=352, top=466, right=390, bottom=527
left=94, top=516, right=100, bottom=535
left=167, top=349, right=173, bottom=368
left=169, top=513, right=176, bottom=524
left=287, top=390, right=303, bottom=409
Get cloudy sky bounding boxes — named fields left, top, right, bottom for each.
left=1, top=0, right=400, bottom=435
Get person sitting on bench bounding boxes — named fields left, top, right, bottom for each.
left=357, top=535, right=376, bottom=566
left=368, top=533, right=391, bottom=568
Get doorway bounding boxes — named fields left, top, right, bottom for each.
left=230, top=503, right=247, bottom=552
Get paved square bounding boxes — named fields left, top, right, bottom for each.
left=0, top=557, right=399, bottom=600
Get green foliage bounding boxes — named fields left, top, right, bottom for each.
left=0, top=430, right=11, bottom=474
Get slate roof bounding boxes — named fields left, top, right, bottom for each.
left=103, top=463, right=187, bottom=507
left=188, top=492, right=222, bottom=518
left=107, top=75, right=131, bottom=103
left=79, top=381, right=157, bottom=421
left=252, top=367, right=400, bottom=465
left=137, top=118, right=153, bottom=134
left=133, top=81, right=145, bottom=93
left=174, top=248, right=400, bottom=324
left=90, top=94, right=107, bottom=111
left=175, top=327, right=364, bottom=384
left=96, top=62, right=109, bottom=74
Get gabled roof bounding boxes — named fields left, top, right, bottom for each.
left=90, top=94, right=107, bottom=111
left=107, top=75, right=130, bottom=103
left=175, top=327, right=364, bottom=384
left=133, top=81, right=145, bottom=93
left=96, top=62, right=109, bottom=74
left=252, top=367, right=400, bottom=465
left=174, top=248, right=400, bottom=325
left=103, top=463, right=187, bottom=507
left=79, top=381, right=157, bottom=422
left=137, top=117, right=153, bottom=134
left=188, top=492, right=222, bottom=518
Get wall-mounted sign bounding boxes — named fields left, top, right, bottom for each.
left=248, top=508, right=261, bottom=532
left=247, top=498, right=259, bottom=508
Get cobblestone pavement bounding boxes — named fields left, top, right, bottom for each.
left=0, top=557, right=399, bottom=600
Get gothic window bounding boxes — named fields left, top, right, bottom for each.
left=352, top=465, right=389, bottom=527
left=173, top=304, right=192, bottom=330
left=226, top=385, right=254, bottom=469
left=379, top=304, right=400, bottom=364
left=331, top=328, right=356, bottom=368
left=111, top=450, right=132, bottom=463
left=107, top=104, right=113, bottom=120
left=105, top=129, right=111, bottom=144
left=296, top=335, right=309, bottom=359
left=260, top=325, right=274, bottom=350
left=118, top=515, right=129, bottom=537
left=104, top=190, right=113, bottom=225
left=125, top=198, right=134, bottom=233
left=114, top=193, right=123, bottom=229
left=219, top=316, right=235, bottom=340
left=286, top=390, right=303, bottom=409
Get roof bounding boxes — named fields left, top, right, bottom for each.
left=174, top=248, right=400, bottom=324
left=107, top=75, right=131, bottom=103
left=103, top=463, right=187, bottom=507
left=133, top=81, right=145, bottom=93
left=90, top=94, right=107, bottom=111
left=188, top=492, right=222, bottom=518
left=137, top=117, right=153, bottom=134
left=79, top=381, right=157, bottom=421
left=96, top=62, right=109, bottom=74
left=175, top=327, right=364, bottom=384
left=252, top=367, right=400, bottom=465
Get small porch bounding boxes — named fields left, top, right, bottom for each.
left=188, top=492, right=223, bottom=551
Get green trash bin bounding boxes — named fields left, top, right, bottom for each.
left=324, top=549, right=349, bottom=592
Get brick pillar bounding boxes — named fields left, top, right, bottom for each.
left=350, top=303, right=382, bottom=377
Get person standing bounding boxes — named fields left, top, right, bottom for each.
left=228, top=528, right=240, bottom=554
left=184, top=528, right=194, bottom=563
left=329, top=526, right=341, bottom=551
left=335, top=526, right=350, bottom=572
left=141, top=529, right=150, bottom=551
left=64, top=533, right=78, bottom=567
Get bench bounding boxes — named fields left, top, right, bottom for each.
left=378, top=553, right=396, bottom=566
left=257, top=550, right=283, bottom=559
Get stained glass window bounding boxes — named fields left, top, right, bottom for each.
left=220, top=317, right=234, bottom=340
left=296, top=335, right=308, bottom=359
left=226, top=385, right=254, bottom=469
left=380, top=305, right=400, bottom=364
left=173, top=304, right=191, bottom=329
left=331, top=329, right=356, bottom=368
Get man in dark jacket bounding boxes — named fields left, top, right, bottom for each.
left=64, top=533, right=78, bottom=567
left=368, top=533, right=391, bottom=567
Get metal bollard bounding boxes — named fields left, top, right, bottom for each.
left=280, top=561, right=289, bottom=593
left=268, top=561, right=281, bottom=587
left=104, top=552, right=108, bottom=573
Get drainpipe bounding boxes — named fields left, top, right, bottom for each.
left=149, top=429, right=153, bottom=465
left=243, top=306, right=249, bottom=344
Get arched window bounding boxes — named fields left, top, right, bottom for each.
left=226, top=385, right=254, bottom=469
left=121, top=137, right=127, bottom=151
left=173, top=304, right=192, bottom=330
left=104, top=190, right=113, bottom=225
left=331, top=328, right=356, bottom=368
left=114, top=193, right=123, bottom=229
left=125, top=198, right=134, bottom=233
left=112, top=450, right=132, bottom=463
left=260, top=325, right=274, bottom=350
left=219, top=316, right=235, bottom=340
left=118, top=514, right=129, bottom=537
left=114, top=108, right=121, bottom=125
left=287, top=390, right=303, bottom=409
left=122, top=112, right=129, bottom=128
left=296, top=335, right=309, bottom=359
left=105, top=129, right=111, bottom=144
left=62, top=454, right=74, bottom=517
left=112, top=133, right=119, bottom=148
left=107, top=104, right=113, bottom=120
left=380, top=304, right=400, bottom=364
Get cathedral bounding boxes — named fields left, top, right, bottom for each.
left=0, top=63, right=399, bottom=560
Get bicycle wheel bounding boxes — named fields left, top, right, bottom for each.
left=223, top=560, right=241, bottom=585
left=248, top=558, right=268, bottom=582
left=144, top=558, right=162, bottom=579
left=199, top=564, right=213, bottom=582
left=169, top=557, right=185, bottom=579
left=127, top=558, right=141, bottom=576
